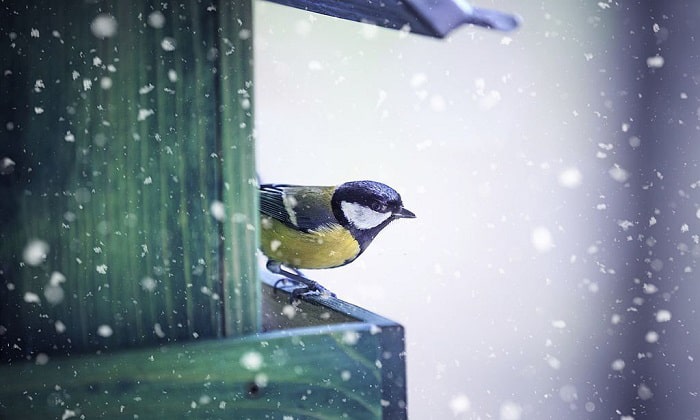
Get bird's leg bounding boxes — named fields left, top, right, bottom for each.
left=266, top=260, right=335, bottom=300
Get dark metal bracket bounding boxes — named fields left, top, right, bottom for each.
left=263, top=0, right=520, bottom=38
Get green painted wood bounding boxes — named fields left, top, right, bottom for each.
left=0, top=307, right=406, bottom=419
left=260, top=269, right=408, bottom=419
left=216, top=0, right=259, bottom=338
left=0, top=270, right=407, bottom=419
left=0, top=326, right=381, bottom=419
left=0, top=1, right=408, bottom=418
left=0, top=0, right=258, bottom=359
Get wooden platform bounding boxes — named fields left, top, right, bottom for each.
left=0, top=273, right=407, bottom=419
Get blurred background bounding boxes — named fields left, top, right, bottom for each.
left=255, top=1, right=700, bottom=418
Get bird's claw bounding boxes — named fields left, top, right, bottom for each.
left=273, top=278, right=289, bottom=290
left=273, top=276, right=336, bottom=303
left=268, top=260, right=336, bottom=302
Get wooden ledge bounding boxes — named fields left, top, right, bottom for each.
left=0, top=271, right=407, bottom=419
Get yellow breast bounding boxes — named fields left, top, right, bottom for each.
left=260, top=216, right=360, bottom=269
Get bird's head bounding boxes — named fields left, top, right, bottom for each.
left=331, top=181, right=415, bottom=246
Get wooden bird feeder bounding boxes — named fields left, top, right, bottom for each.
left=0, top=0, right=517, bottom=418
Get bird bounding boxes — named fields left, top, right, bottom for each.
left=259, top=180, right=415, bottom=298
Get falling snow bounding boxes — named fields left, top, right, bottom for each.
left=308, top=60, right=323, bottom=71
left=0, top=157, right=15, bottom=175
left=643, top=283, right=658, bottom=294
left=282, top=304, right=296, bottom=319
left=147, top=11, right=165, bottom=29
left=210, top=200, right=226, bottom=221
left=532, top=227, right=554, bottom=252
left=655, top=309, right=672, bottom=323
left=646, top=55, right=665, bottom=68
left=154, top=323, right=166, bottom=338
left=558, top=167, right=583, bottom=188
left=609, top=164, right=630, bottom=183
left=23, top=292, right=41, bottom=304
left=140, top=276, right=157, bottom=292
left=168, top=69, right=178, bottom=82
left=137, top=109, right=154, bottom=121
left=44, top=283, right=65, bottom=305
left=546, top=354, right=561, bottom=370
left=139, top=83, right=155, bottom=94
left=645, top=331, right=659, bottom=343
left=100, top=76, right=112, bottom=89
left=61, top=409, right=77, bottom=420
left=637, top=383, right=653, bottom=400
left=90, top=14, right=118, bottom=39
left=611, top=359, right=625, bottom=371
left=449, top=394, right=471, bottom=415
left=240, top=351, right=263, bottom=371
left=97, top=324, right=113, bottom=338
left=35, top=353, right=49, bottom=365
left=499, top=401, right=522, bottom=420
left=23, top=239, right=49, bottom=266
left=55, top=320, right=66, bottom=334
left=551, top=320, right=567, bottom=329
left=33, top=79, right=45, bottom=92
left=341, top=331, right=360, bottom=345
left=161, top=37, right=177, bottom=51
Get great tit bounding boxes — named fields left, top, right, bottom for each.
left=259, top=180, right=415, bottom=297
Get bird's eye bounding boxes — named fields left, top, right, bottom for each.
left=371, top=202, right=383, bottom=212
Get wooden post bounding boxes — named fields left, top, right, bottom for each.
left=0, top=0, right=258, bottom=359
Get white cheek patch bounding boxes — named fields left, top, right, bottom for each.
left=341, top=201, right=392, bottom=230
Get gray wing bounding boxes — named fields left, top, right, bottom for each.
left=259, top=184, right=338, bottom=232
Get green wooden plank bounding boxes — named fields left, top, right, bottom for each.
left=261, top=273, right=397, bottom=330
left=260, top=270, right=408, bottom=419
left=0, top=324, right=389, bottom=419
left=0, top=0, right=258, bottom=359
left=0, top=265, right=407, bottom=419
left=216, top=0, right=260, bottom=337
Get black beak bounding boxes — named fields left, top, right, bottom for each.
left=393, top=207, right=416, bottom=219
